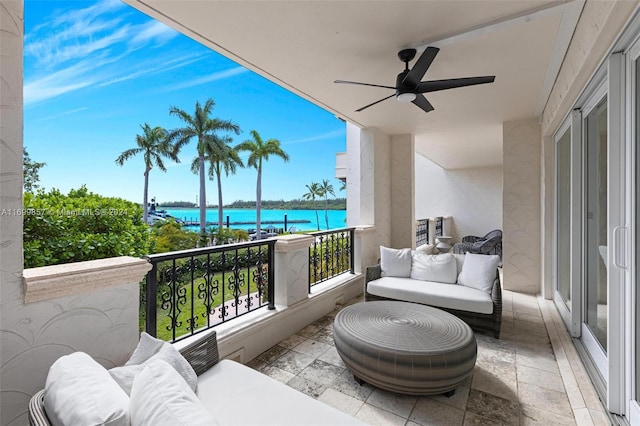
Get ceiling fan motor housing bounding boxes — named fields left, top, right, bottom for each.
left=396, top=71, right=417, bottom=101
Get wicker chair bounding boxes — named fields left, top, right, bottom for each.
left=453, top=229, right=502, bottom=258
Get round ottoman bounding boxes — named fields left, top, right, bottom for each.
left=333, top=301, right=477, bottom=396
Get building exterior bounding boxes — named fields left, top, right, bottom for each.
left=3, top=0, right=640, bottom=424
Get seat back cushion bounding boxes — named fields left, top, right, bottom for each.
left=110, top=332, right=197, bottom=395
left=457, top=253, right=500, bottom=292
left=44, top=352, right=130, bottom=426
left=410, top=252, right=457, bottom=283
left=380, top=246, right=412, bottom=277
left=130, top=359, right=218, bottom=426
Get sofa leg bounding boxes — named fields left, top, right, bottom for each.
left=353, top=375, right=366, bottom=386
left=443, top=389, right=455, bottom=397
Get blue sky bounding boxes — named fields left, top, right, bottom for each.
left=23, top=0, right=346, bottom=205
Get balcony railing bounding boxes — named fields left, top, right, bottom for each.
left=143, top=240, right=275, bottom=343
left=308, top=227, right=355, bottom=290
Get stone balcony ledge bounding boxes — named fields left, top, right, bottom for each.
left=23, top=256, right=152, bottom=304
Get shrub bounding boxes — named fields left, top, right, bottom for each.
left=23, top=186, right=151, bottom=268
left=150, top=220, right=199, bottom=253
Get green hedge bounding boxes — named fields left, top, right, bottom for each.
left=23, top=186, right=151, bottom=268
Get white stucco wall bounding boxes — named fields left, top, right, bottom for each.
left=0, top=4, right=147, bottom=423
left=390, top=134, right=415, bottom=248
left=346, top=124, right=393, bottom=263
left=503, top=119, right=541, bottom=294
left=414, top=153, right=503, bottom=244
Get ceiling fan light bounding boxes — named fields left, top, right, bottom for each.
left=397, top=92, right=416, bottom=102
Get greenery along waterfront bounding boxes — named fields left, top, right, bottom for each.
left=157, top=198, right=346, bottom=210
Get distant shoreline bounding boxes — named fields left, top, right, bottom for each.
left=158, top=198, right=347, bottom=210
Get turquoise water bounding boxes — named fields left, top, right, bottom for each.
left=163, top=208, right=347, bottom=232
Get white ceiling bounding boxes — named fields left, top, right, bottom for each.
left=124, top=0, right=583, bottom=169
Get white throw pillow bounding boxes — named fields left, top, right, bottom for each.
left=410, top=252, right=457, bottom=284
left=110, top=332, right=197, bottom=395
left=380, top=246, right=412, bottom=277
left=452, top=253, right=465, bottom=276
left=457, top=253, right=501, bottom=292
left=44, top=352, right=129, bottom=426
left=130, top=360, right=218, bottom=426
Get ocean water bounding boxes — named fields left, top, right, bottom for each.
left=163, top=208, right=347, bottom=232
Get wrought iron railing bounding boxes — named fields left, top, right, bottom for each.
left=416, top=218, right=430, bottom=247
left=307, top=227, right=355, bottom=290
left=143, top=240, right=275, bottom=343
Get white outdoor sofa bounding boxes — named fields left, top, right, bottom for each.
left=29, top=331, right=365, bottom=426
left=364, top=249, right=502, bottom=338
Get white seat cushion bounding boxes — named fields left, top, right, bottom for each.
left=197, top=360, right=366, bottom=426
left=367, top=277, right=494, bottom=314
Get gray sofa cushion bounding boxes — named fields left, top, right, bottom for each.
left=367, top=277, right=494, bottom=314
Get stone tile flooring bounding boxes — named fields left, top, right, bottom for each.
left=246, top=291, right=608, bottom=425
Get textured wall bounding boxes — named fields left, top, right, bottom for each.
left=373, top=128, right=392, bottom=248
left=0, top=4, right=143, bottom=423
left=541, top=1, right=637, bottom=137
left=390, top=134, right=415, bottom=248
left=503, top=119, right=541, bottom=294
left=415, top=154, right=503, bottom=244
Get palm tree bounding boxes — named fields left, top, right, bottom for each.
left=168, top=99, right=240, bottom=235
left=115, top=123, right=178, bottom=224
left=318, top=179, right=335, bottom=230
left=236, top=130, right=289, bottom=239
left=189, top=135, right=244, bottom=234
left=303, top=182, right=322, bottom=231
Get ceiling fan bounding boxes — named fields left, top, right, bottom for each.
left=335, top=47, right=495, bottom=114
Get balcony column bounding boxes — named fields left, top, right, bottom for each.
left=390, top=134, right=415, bottom=248
left=503, top=119, right=542, bottom=294
left=274, top=234, right=315, bottom=307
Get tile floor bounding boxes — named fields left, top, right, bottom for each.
left=246, top=291, right=608, bottom=425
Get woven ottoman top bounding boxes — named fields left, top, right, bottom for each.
left=334, top=301, right=474, bottom=354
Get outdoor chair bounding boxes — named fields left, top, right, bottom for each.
left=453, top=229, right=502, bottom=259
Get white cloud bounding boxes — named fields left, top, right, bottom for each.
left=283, top=129, right=346, bottom=145
left=129, top=21, right=178, bottom=47
left=38, top=107, right=89, bottom=121
left=24, top=60, right=101, bottom=105
left=166, top=67, right=249, bottom=91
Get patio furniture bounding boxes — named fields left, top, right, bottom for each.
left=333, top=301, right=477, bottom=396
left=453, top=229, right=502, bottom=258
left=365, top=249, right=502, bottom=338
left=28, top=331, right=365, bottom=426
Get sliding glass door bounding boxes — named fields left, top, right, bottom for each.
left=581, top=95, right=609, bottom=376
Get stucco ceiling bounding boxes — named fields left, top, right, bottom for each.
left=124, top=0, right=583, bottom=169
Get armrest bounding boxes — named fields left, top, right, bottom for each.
left=179, top=330, right=219, bottom=376
left=29, top=390, right=50, bottom=426
left=490, top=274, right=502, bottom=321
left=365, top=264, right=381, bottom=283
left=364, top=264, right=382, bottom=295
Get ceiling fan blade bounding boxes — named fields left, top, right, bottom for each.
left=356, top=94, right=396, bottom=112
left=402, top=47, right=439, bottom=87
left=416, top=76, right=495, bottom=93
left=412, top=94, right=434, bottom=113
left=334, top=80, right=396, bottom=90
